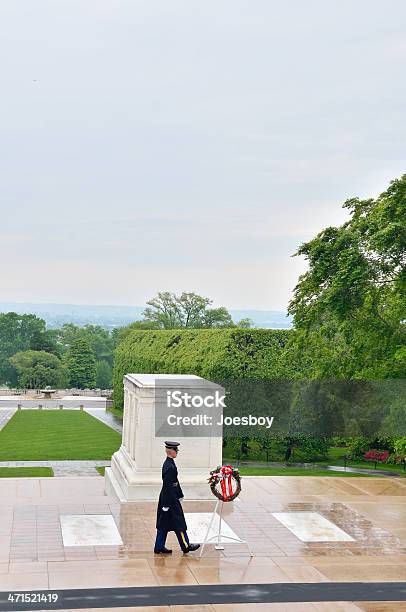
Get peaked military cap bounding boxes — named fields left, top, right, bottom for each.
left=165, top=440, right=180, bottom=450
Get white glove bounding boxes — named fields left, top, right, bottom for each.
left=162, top=507, right=169, bottom=511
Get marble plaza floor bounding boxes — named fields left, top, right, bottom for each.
left=0, top=475, right=405, bottom=611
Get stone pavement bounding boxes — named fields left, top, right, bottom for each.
left=0, top=475, right=404, bottom=611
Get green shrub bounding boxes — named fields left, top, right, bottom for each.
left=385, top=452, right=401, bottom=465
left=113, top=329, right=292, bottom=408
left=298, top=436, right=329, bottom=461
left=347, top=436, right=371, bottom=460
left=370, top=436, right=395, bottom=452
left=394, top=437, right=406, bottom=458
left=275, top=434, right=329, bottom=462
left=391, top=436, right=406, bottom=470
left=329, top=435, right=348, bottom=447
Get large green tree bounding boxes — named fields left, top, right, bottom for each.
left=95, top=360, right=113, bottom=388
left=0, top=313, right=57, bottom=385
left=57, top=324, right=114, bottom=364
left=142, top=291, right=235, bottom=329
left=288, top=174, right=406, bottom=378
left=65, top=338, right=96, bottom=389
left=10, top=350, right=67, bottom=389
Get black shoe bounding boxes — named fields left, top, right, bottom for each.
left=183, top=544, right=200, bottom=553
left=154, top=547, right=172, bottom=554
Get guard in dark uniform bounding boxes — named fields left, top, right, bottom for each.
left=154, top=441, right=200, bottom=554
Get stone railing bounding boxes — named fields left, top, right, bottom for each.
left=0, top=388, right=112, bottom=397
left=0, top=398, right=112, bottom=409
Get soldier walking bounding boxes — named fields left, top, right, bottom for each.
left=154, top=441, right=200, bottom=554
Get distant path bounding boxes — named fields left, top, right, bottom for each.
left=85, top=408, right=123, bottom=433
left=235, top=459, right=402, bottom=478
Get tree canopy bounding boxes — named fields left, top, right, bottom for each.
left=56, top=323, right=114, bottom=363
left=0, top=313, right=58, bottom=385
left=95, top=359, right=113, bottom=388
left=10, top=350, right=67, bottom=389
left=65, top=338, right=96, bottom=389
left=141, top=291, right=247, bottom=329
left=288, top=174, right=406, bottom=378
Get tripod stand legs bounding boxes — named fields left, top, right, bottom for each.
left=198, top=499, right=253, bottom=558
left=214, top=499, right=225, bottom=550
left=199, top=500, right=219, bottom=559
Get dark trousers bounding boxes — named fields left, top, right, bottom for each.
left=155, top=528, right=190, bottom=552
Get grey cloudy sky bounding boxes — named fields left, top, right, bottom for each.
left=1, top=0, right=405, bottom=310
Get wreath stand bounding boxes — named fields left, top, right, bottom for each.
left=198, top=499, right=253, bottom=558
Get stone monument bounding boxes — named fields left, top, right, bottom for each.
left=105, top=374, right=224, bottom=501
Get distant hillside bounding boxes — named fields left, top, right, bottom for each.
left=0, top=302, right=292, bottom=330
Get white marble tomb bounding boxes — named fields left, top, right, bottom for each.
left=105, top=374, right=224, bottom=501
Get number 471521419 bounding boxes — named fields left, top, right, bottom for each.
left=8, top=592, right=59, bottom=603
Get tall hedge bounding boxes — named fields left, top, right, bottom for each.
left=113, top=328, right=291, bottom=408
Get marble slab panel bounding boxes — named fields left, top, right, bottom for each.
left=184, top=512, right=242, bottom=544
left=60, top=514, right=123, bottom=547
left=272, top=512, right=354, bottom=542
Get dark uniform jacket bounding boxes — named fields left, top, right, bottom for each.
left=156, top=457, right=187, bottom=532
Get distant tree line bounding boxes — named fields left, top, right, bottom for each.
left=0, top=295, right=251, bottom=389
left=0, top=316, right=115, bottom=389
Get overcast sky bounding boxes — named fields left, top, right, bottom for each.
left=0, top=1, right=405, bottom=310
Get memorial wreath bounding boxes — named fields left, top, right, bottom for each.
left=208, top=465, right=241, bottom=502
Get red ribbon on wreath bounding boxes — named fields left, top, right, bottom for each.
left=208, top=465, right=241, bottom=502
left=219, top=465, right=234, bottom=501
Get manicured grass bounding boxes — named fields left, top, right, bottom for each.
left=0, top=410, right=122, bottom=460
left=238, top=467, right=373, bottom=477
left=0, top=467, right=54, bottom=478
left=320, top=456, right=404, bottom=472
left=319, top=448, right=406, bottom=476
left=225, top=444, right=406, bottom=477
left=327, top=446, right=348, bottom=461
left=338, top=461, right=405, bottom=476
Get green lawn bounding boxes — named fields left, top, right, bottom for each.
left=224, top=443, right=405, bottom=477
left=0, top=467, right=54, bottom=477
left=238, top=467, right=372, bottom=477
left=319, top=447, right=405, bottom=476
left=96, top=466, right=106, bottom=476
left=326, top=446, right=348, bottom=461
left=0, top=410, right=122, bottom=460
